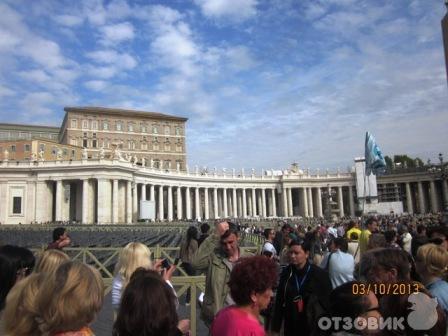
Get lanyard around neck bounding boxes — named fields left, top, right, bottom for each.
left=294, top=264, right=311, bottom=294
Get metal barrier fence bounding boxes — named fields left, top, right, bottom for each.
left=31, top=244, right=261, bottom=336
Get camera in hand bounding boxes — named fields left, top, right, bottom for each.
left=161, top=258, right=171, bottom=269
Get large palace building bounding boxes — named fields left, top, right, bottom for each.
left=0, top=107, right=446, bottom=225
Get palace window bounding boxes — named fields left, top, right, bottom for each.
left=164, top=126, right=170, bottom=135
left=141, top=124, right=147, bottom=133
left=82, top=120, right=88, bottom=129
left=92, top=120, right=98, bottom=130
left=141, top=142, right=148, bottom=150
left=164, top=142, right=171, bottom=152
left=10, top=145, right=16, bottom=152
left=103, top=121, right=109, bottom=130
left=24, top=144, right=30, bottom=152
left=83, top=139, right=88, bottom=148
left=128, top=123, right=134, bottom=132
left=152, top=125, right=158, bottom=134
left=71, top=119, right=77, bottom=128
left=153, top=141, right=159, bottom=151
left=116, top=122, right=122, bottom=131
left=175, top=127, right=181, bottom=135
left=12, top=197, right=22, bottom=214
left=92, top=140, right=97, bottom=148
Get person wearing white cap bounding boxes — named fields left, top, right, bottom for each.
left=262, top=228, right=277, bottom=259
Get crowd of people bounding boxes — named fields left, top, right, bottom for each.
left=0, top=213, right=447, bottom=335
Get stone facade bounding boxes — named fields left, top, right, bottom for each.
left=0, top=157, right=446, bottom=225
left=0, top=139, right=83, bottom=161
left=60, top=107, right=188, bottom=170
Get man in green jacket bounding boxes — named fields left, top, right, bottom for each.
left=191, top=221, right=250, bottom=326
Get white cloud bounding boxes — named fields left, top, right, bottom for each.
left=86, top=50, right=137, bottom=69
left=20, top=92, right=55, bottom=116
left=54, top=14, right=83, bottom=27
left=194, top=0, right=258, bottom=22
left=0, top=28, right=20, bottom=51
left=85, top=80, right=108, bottom=91
left=99, top=22, right=135, bottom=44
left=225, top=46, right=257, bottom=71
left=88, top=66, right=117, bottom=79
left=0, top=86, right=15, bottom=98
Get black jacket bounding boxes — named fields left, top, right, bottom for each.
left=272, top=262, right=332, bottom=336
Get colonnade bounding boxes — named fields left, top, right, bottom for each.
left=135, top=184, right=357, bottom=221
left=378, top=180, right=448, bottom=214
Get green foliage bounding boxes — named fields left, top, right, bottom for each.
left=386, top=154, right=424, bottom=168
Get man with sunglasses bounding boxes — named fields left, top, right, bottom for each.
left=192, top=220, right=252, bottom=327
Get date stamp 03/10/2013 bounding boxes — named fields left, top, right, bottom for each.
left=352, top=282, right=421, bottom=296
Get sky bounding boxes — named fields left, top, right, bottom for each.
left=0, top=0, right=447, bottom=172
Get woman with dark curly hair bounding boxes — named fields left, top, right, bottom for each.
left=211, top=255, right=278, bottom=336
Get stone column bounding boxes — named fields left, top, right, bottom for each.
left=272, top=188, right=277, bottom=217
left=316, top=187, right=323, bottom=217
left=442, top=179, right=448, bottom=210
left=177, top=187, right=183, bottom=220
left=214, top=187, right=219, bottom=219
left=338, top=186, right=344, bottom=217
left=282, top=187, right=288, bottom=217
left=252, top=188, right=257, bottom=217
left=348, top=186, right=355, bottom=217
left=133, top=182, right=138, bottom=222
left=195, top=187, right=200, bottom=220
left=126, top=181, right=132, bottom=224
left=302, top=188, right=308, bottom=217
left=97, top=179, right=112, bottom=224
left=429, top=180, right=438, bottom=212
left=242, top=188, right=247, bottom=218
left=168, top=186, right=173, bottom=221
left=223, top=188, right=228, bottom=218
left=141, top=184, right=146, bottom=201
left=287, top=188, right=293, bottom=217
left=150, top=184, right=155, bottom=201
left=186, top=187, right=191, bottom=219
left=112, top=179, right=118, bottom=224
left=55, top=180, right=63, bottom=222
left=261, top=188, right=267, bottom=218
left=307, top=187, right=314, bottom=218
left=232, top=188, right=237, bottom=217
left=405, top=182, right=413, bottom=214
left=158, top=185, right=164, bottom=220
left=417, top=182, right=425, bottom=214
left=82, top=179, right=89, bottom=224
left=204, top=188, right=210, bottom=219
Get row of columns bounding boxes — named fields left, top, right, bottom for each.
left=402, top=180, right=448, bottom=214
left=139, top=184, right=356, bottom=221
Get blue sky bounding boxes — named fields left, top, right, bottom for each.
left=0, top=0, right=447, bottom=172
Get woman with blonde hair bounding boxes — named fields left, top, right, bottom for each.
left=3, top=273, right=45, bottom=336
left=35, top=261, right=104, bottom=336
left=112, top=242, right=153, bottom=310
left=34, top=249, right=70, bottom=275
left=415, top=243, right=448, bottom=314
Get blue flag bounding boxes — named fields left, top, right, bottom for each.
left=365, top=132, right=386, bottom=175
